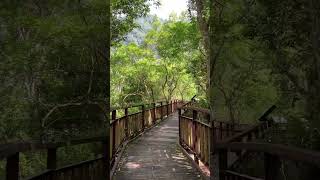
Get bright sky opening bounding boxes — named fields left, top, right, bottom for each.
left=150, top=0, right=188, bottom=19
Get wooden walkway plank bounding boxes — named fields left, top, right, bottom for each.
left=112, top=113, right=203, bottom=180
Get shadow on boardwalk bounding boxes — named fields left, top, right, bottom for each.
left=112, top=112, right=203, bottom=180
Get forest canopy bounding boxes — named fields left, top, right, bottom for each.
left=111, top=0, right=320, bottom=152
left=0, top=0, right=319, bottom=179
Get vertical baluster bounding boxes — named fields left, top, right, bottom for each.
left=175, top=100, right=178, bottom=111
left=6, top=152, right=19, bottom=180
left=152, top=103, right=156, bottom=124
left=192, top=110, right=199, bottom=164
left=167, top=101, right=169, bottom=116
left=220, top=122, right=223, bottom=140
left=247, top=132, right=252, bottom=142
left=260, top=125, right=265, bottom=139
left=264, top=153, right=280, bottom=180
left=178, top=108, right=182, bottom=144
left=112, top=110, right=116, bottom=155
left=209, top=114, right=215, bottom=180
left=254, top=129, right=259, bottom=139
left=160, top=102, right=163, bottom=120
left=231, top=124, right=235, bottom=136
left=102, top=140, right=108, bottom=179
left=47, top=148, right=57, bottom=170
left=125, top=108, right=129, bottom=138
left=141, top=105, right=145, bottom=131
left=226, top=124, right=230, bottom=137
left=218, top=149, right=228, bottom=180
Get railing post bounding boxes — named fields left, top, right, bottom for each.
left=218, top=149, right=228, bottom=180
left=254, top=129, right=259, bottom=139
left=264, top=153, right=280, bottom=180
left=167, top=101, right=170, bottom=116
left=112, top=110, right=116, bottom=154
left=260, top=124, right=265, bottom=138
left=178, top=108, right=182, bottom=144
left=231, top=124, right=235, bottom=136
left=209, top=114, right=215, bottom=180
left=6, top=152, right=19, bottom=180
left=175, top=100, right=177, bottom=111
left=172, top=100, right=174, bottom=111
left=160, top=102, right=163, bottom=119
left=125, top=108, right=129, bottom=138
left=152, top=103, right=156, bottom=124
left=192, top=110, right=199, bottom=164
left=220, top=122, right=223, bottom=140
left=248, top=132, right=252, bottom=141
left=141, top=105, right=145, bottom=130
left=226, top=124, right=230, bottom=137
left=102, top=140, right=109, bottom=178
left=47, top=148, right=57, bottom=170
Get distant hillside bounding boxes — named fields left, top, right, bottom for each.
left=125, top=15, right=163, bottom=45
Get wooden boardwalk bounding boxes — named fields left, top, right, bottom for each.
left=112, top=112, right=203, bottom=180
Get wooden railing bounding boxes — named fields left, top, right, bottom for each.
left=1, top=136, right=108, bottom=180
left=215, top=142, right=320, bottom=180
left=110, top=100, right=184, bottom=169
left=1, top=99, right=185, bottom=180
left=178, top=105, right=276, bottom=178
left=178, top=106, right=248, bottom=167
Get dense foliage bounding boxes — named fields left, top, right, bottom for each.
left=0, top=0, right=109, bottom=178
left=0, top=0, right=319, bottom=179
left=111, top=15, right=198, bottom=107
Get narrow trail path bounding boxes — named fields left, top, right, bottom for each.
left=112, top=112, right=203, bottom=180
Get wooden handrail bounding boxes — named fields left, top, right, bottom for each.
left=216, top=142, right=320, bottom=167
left=180, top=115, right=211, bottom=127
left=178, top=106, right=210, bottom=114
left=110, top=100, right=181, bottom=125
left=110, top=99, right=173, bottom=111
left=0, top=136, right=107, bottom=160
left=218, top=121, right=267, bottom=143
left=1, top=136, right=108, bottom=180
left=258, top=105, right=276, bottom=121
left=219, top=105, right=276, bottom=143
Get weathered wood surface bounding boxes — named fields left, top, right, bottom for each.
left=112, top=112, right=202, bottom=180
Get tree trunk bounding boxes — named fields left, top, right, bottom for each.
left=307, top=0, right=320, bottom=134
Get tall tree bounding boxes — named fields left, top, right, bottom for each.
left=0, top=0, right=109, bottom=142
left=245, top=0, right=320, bottom=148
